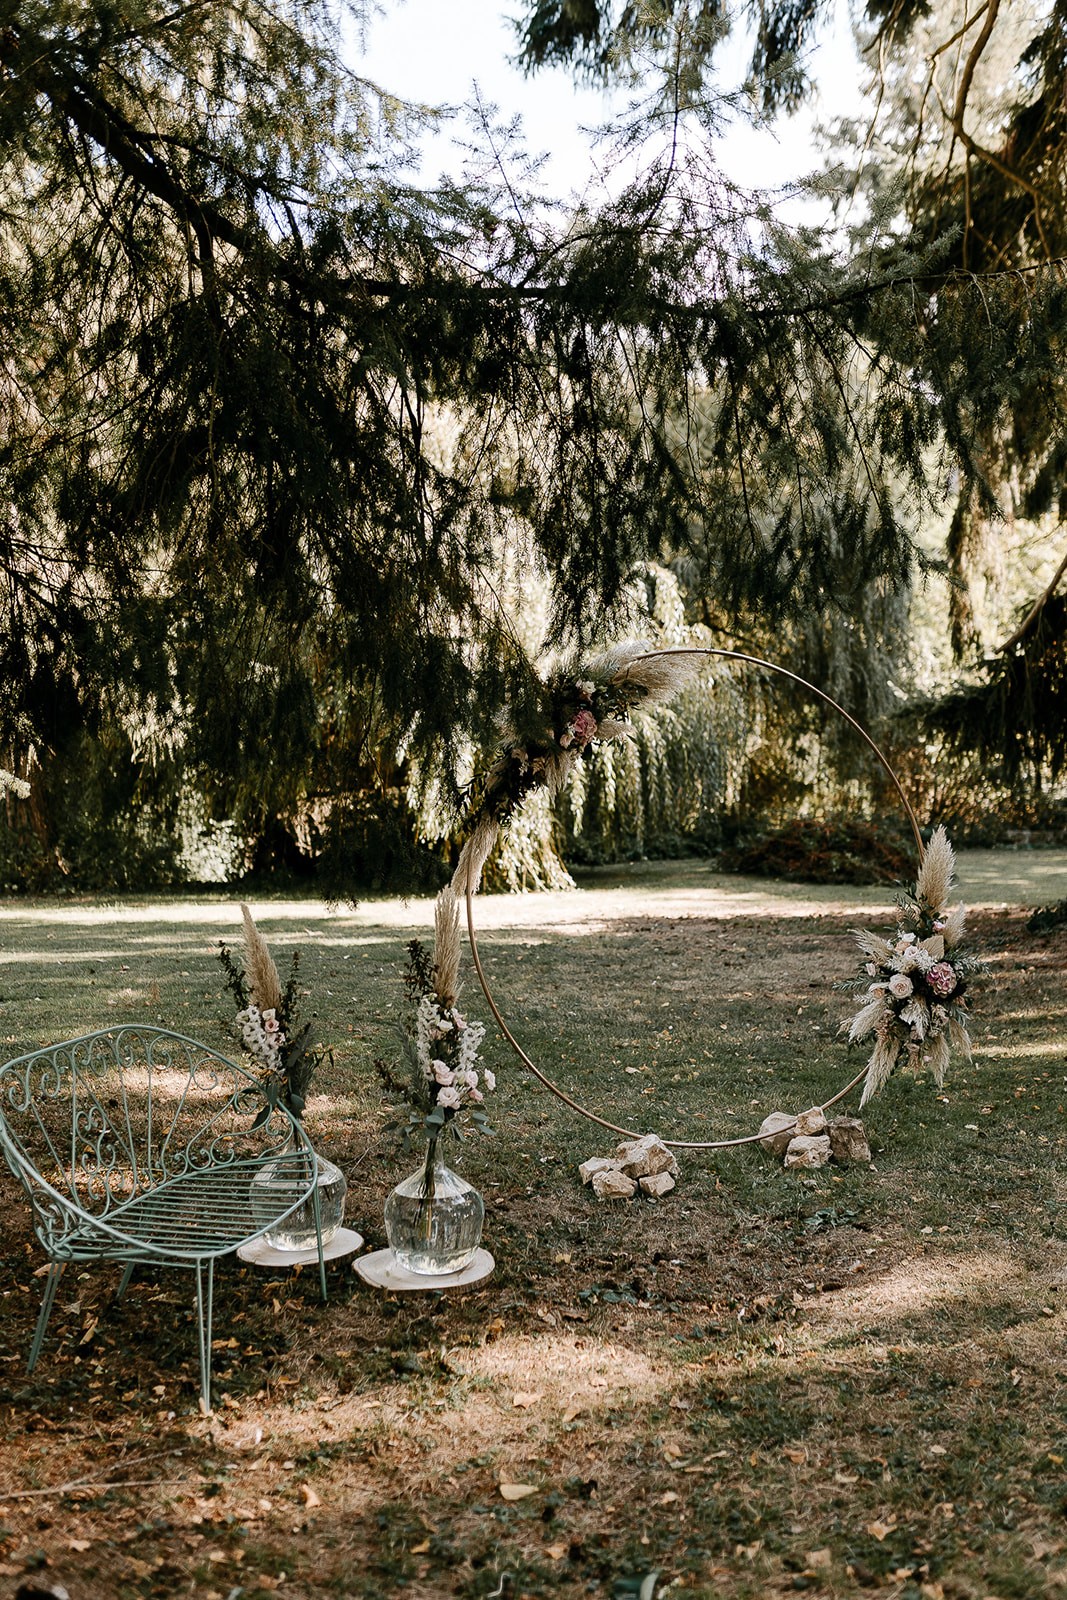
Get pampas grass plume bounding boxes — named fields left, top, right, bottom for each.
left=860, top=1033, right=899, bottom=1106
left=942, top=903, right=967, bottom=949
left=917, top=825, right=955, bottom=912
left=433, top=886, right=462, bottom=1008
left=609, top=647, right=703, bottom=706
left=240, top=903, right=284, bottom=1013
left=847, top=994, right=885, bottom=1042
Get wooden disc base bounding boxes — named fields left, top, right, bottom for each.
left=353, top=1246, right=495, bottom=1292
left=236, top=1226, right=364, bottom=1269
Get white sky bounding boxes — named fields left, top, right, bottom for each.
left=354, top=0, right=871, bottom=208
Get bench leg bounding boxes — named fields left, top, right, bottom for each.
left=113, top=1262, right=135, bottom=1303
left=28, top=1261, right=65, bottom=1375
left=194, top=1260, right=215, bottom=1413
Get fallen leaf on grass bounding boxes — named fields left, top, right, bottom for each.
left=805, top=1549, right=832, bottom=1569
left=782, top=1447, right=807, bottom=1464
left=512, top=1392, right=543, bottom=1408
left=660, top=1491, right=680, bottom=1505
left=411, top=1540, right=431, bottom=1554
left=499, top=1482, right=539, bottom=1500
left=79, top=1317, right=99, bottom=1346
left=866, top=1520, right=895, bottom=1541
left=561, top=1406, right=582, bottom=1424
left=301, top=1484, right=321, bottom=1508
left=545, top=1543, right=568, bottom=1560
left=68, top=1539, right=91, bottom=1553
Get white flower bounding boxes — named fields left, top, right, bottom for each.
left=483, top=1069, right=496, bottom=1092
left=888, top=973, right=913, bottom=999
left=468, top=1088, right=484, bottom=1103
left=457, top=1018, right=486, bottom=1076
left=433, top=1060, right=455, bottom=1085
left=437, top=1086, right=462, bottom=1110
left=865, top=962, right=878, bottom=977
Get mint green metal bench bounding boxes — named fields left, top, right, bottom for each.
left=0, top=1025, right=327, bottom=1410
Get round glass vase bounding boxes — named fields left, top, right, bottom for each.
left=384, top=1141, right=484, bottom=1275
left=250, top=1138, right=347, bottom=1252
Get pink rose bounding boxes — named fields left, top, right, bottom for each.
left=926, top=961, right=958, bottom=998
left=571, top=709, right=598, bottom=745
left=888, top=973, right=913, bottom=999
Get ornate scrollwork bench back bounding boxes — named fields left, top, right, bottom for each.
left=0, top=1025, right=325, bottom=1410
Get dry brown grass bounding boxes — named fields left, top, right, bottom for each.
left=0, top=858, right=1064, bottom=1599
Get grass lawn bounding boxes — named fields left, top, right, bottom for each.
left=0, top=852, right=1065, bottom=1599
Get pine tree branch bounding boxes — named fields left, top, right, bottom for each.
left=938, top=0, right=1054, bottom=258
left=997, top=543, right=1067, bottom=653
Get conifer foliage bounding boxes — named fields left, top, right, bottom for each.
left=1, top=0, right=1064, bottom=865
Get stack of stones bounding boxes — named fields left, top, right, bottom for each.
left=759, top=1107, right=871, bottom=1170
left=578, top=1133, right=679, bottom=1199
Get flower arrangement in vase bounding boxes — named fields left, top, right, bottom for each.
left=375, top=886, right=495, bottom=1275
left=218, top=905, right=344, bottom=1249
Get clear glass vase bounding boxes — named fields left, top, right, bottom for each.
left=250, top=1140, right=347, bottom=1251
left=384, top=1142, right=484, bottom=1275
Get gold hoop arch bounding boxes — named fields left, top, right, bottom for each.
left=464, top=647, right=926, bottom=1153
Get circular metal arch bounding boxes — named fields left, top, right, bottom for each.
left=464, top=647, right=925, bottom=1152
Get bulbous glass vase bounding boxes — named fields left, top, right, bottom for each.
left=384, top=1143, right=484, bottom=1275
left=250, top=1141, right=347, bottom=1251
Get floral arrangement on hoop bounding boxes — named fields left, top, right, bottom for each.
left=453, top=642, right=702, bottom=897
left=376, top=886, right=495, bottom=1149
left=218, top=904, right=330, bottom=1123
left=846, top=827, right=980, bottom=1105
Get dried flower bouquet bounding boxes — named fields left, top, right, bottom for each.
left=846, top=826, right=980, bottom=1104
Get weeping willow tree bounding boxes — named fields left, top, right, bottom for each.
left=2, top=0, right=1065, bottom=888
left=518, top=0, right=1067, bottom=798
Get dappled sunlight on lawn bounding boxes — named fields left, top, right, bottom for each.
left=194, top=1326, right=673, bottom=1497
left=796, top=1244, right=1067, bottom=1343
left=979, top=1038, right=1067, bottom=1058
